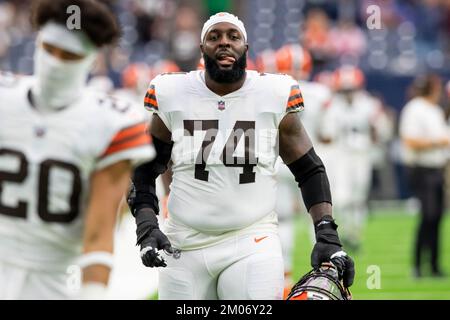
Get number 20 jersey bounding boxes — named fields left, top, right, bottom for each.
left=145, top=70, right=303, bottom=236
left=0, top=73, right=155, bottom=270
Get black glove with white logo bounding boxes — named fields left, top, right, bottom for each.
left=311, top=215, right=355, bottom=287
left=134, top=207, right=173, bottom=268
left=127, top=181, right=173, bottom=267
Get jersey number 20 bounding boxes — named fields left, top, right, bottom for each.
left=0, top=148, right=81, bottom=223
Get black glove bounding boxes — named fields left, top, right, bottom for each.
left=311, top=215, right=355, bottom=287
left=134, top=207, right=173, bottom=268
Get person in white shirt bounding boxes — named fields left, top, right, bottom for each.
left=399, top=74, right=449, bottom=278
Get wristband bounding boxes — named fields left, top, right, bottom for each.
left=78, top=251, right=114, bottom=269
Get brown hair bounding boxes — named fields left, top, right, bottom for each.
left=31, top=0, right=121, bottom=47
left=410, top=74, right=441, bottom=98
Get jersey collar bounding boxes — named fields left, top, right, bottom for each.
left=195, top=70, right=254, bottom=99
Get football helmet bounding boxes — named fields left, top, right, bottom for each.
left=122, top=63, right=151, bottom=89
left=122, top=60, right=180, bottom=92
left=275, top=44, right=312, bottom=80
left=246, top=57, right=257, bottom=71
left=332, top=65, right=365, bottom=91
left=149, top=59, right=180, bottom=79
left=255, top=49, right=277, bottom=73
left=286, top=263, right=351, bottom=300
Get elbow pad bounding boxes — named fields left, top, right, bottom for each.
left=286, top=147, right=332, bottom=211
left=130, top=135, right=173, bottom=215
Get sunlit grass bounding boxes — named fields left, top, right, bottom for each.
left=293, top=210, right=450, bottom=300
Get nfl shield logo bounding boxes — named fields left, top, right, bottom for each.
left=34, top=126, right=46, bottom=137
left=218, top=100, right=225, bottom=111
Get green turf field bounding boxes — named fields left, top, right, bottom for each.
left=293, top=210, right=450, bottom=300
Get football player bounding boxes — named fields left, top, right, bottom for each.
left=269, top=43, right=334, bottom=297
left=0, top=0, right=155, bottom=299
left=319, top=66, right=391, bottom=251
left=128, top=12, right=354, bottom=299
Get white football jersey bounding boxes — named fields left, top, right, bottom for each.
left=297, top=80, right=332, bottom=144
left=0, top=72, right=155, bottom=271
left=145, top=70, right=303, bottom=236
left=320, top=90, right=382, bottom=152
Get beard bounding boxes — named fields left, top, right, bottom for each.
left=203, top=51, right=247, bottom=83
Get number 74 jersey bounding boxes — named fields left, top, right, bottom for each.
left=146, top=70, right=303, bottom=234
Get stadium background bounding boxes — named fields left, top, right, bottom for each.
left=1, top=0, right=450, bottom=299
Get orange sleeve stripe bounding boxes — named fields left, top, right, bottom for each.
left=289, top=89, right=301, bottom=97
left=147, top=89, right=156, bottom=95
left=102, top=133, right=151, bottom=157
left=288, top=93, right=302, bottom=102
left=144, top=97, right=158, bottom=106
left=111, top=131, right=148, bottom=148
left=287, top=97, right=304, bottom=107
left=111, top=123, right=147, bottom=145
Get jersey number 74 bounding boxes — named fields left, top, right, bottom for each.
left=184, top=120, right=259, bottom=184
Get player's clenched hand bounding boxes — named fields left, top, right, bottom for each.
left=139, top=227, right=173, bottom=267
left=310, top=215, right=355, bottom=287
left=311, top=242, right=355, bottom=287
left=329, top=252, right=355, bottom=288
left=134, top=207, right=174, bottom=268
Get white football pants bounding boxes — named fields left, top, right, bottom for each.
left=328, top=150, right=372, bottom=243
left=158, top=232, right=284, bottom=300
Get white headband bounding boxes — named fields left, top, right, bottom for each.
left=201, top=12, right=247, bottom=43
left=39, top=21, right=97, bottom=56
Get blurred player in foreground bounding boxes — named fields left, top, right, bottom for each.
left=0, top=0, right=154, bottom=299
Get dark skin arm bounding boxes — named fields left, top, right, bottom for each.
left=150, top=114, right=172, bottom=142
left=278, top=112, right=333, bottom=224
left=161, top=165, right=173, bottom=195
left=148, top=115, right=173, bottom=219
